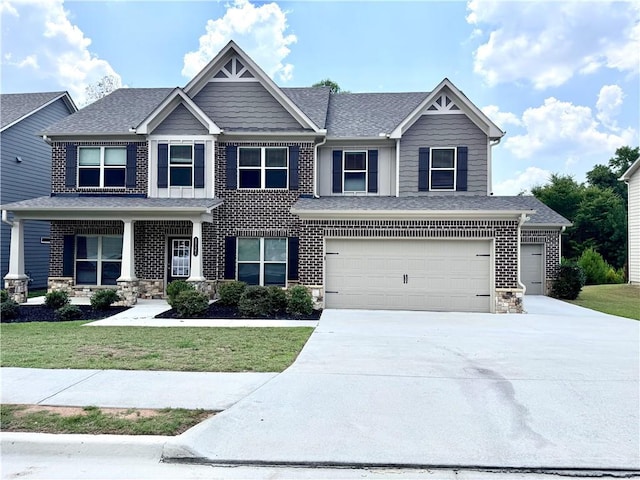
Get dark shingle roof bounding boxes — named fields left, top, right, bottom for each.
left=1, top=196, right=222, bottom=212
left=282, top=86, right=331, bottom=129
left=503, top=196, right=571, bottom=226
left=1, top=92, right=68, bottom=129
left=43, top=88, right=173, bottom=135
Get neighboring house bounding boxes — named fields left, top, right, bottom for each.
left=1, top=41, right=570, bottom=312
left=621, top=159, right=640, bottom=284
left=1, top=92, right=77, bottom=290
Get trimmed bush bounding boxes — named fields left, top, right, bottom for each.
left=605, top=267, right=625, bottom=284
left=45, top=291, right=69, bottom=309
left=0, top=289, right=8, bottom=303
left=217, top=281, right=246, bottom=306
left=1, top=299, right=19, bottom=321
left=551, top=260, right=586, bottom=300
left=55, top=304, right=82, bottom=321
left=166, top=280, right=195, bottom=307
left=174, top=290, right=209, bottom=318
left=90, top=289, right=120, bottom=310
left=267, top=286, right=287, bottom=313
left=578, top=247, right=610, bottom=285
left=238, top=286, right=272, bottom=317
left=286, top=285, right=313, bottom=316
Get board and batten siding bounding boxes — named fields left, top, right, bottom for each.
left=398, top=114, right=488, bottom=195
left=1, top=97, right=73, bottom=288
left=628, top=169, right=640, bottom=284
left=152, top=104, right=208, bottom=135
left=193, top=82, right=303, bottom=131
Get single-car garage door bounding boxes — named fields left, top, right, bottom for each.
left=521, top=244, right=544, bottom=295
left=325, top=239, right=492, bottom=312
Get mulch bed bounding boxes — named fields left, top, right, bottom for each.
left=155, top=302, right=322, bottom=321
left=3, top=305, right=129, bottom=323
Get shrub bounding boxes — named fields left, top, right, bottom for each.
left=0, top=289, right=8, bottom=303
left=45, top=290, right=69, bottom=309
left=166, top=280, right=195, bottom=307
left=1, top=299, right=19, bottom=321
left=267, top=286, right=287, bottom=313
left=577, top=247, right=610, bottom=285
left=90, top=289, right=120, bottom=310
left=55, top=304, right=82, bottom=321
left=238, top=286, right=273, bottom=317
left=174, top=290, right=209, bottom=318
left=286, top=285, right=314, bottom=316
left=551, top=260, right=586, bottom=300
left=217, top=281, right=246, bottom=306
left=605, top=267, right=625, bottom=284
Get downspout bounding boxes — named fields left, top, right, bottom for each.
left=395, top=138, right=400, bottom=197
left=2, top=210, right=13, bottom=226
left=488, top=137, right=501, bottom=195
left=313, top=136, right=327, bottom=198
left=517, top=212, right=529, bottom=293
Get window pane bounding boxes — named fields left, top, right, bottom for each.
left=344, top=172, right=366, bottom=191
left=265, top=169, right=287, bottom=188
left=239, top=148, right=261, bottom=166
left=264, top=238, right=286, bottom=261
left=77, top=236, right=98, bottom=260
left=78, top=169, right=100, bottom=187
left=170, top=167, right=192, bottom=186
left=238, top=238, right=260, bottom=261
left=76, top=261, right=98, bottom=284
left=78, top=148, right=100, bottom=166
left=264, top=263, right=286, bottom=286
left=239, top=170, right=261, bottom=188
left=238, top=263, right=260, bottom=285
left=102, top=236, right=123, bottom=260
left=104, top=168, right=125, bottom=187
left=170, top=145, right=192, bottom=164
left=432, top=149, right=454, bottom=168
left=101, top=262, right=121, bottom=285
left=265, top=148, right=287, bottom=167
left=431, top=170, right=454, bottom=189
left=344, top=152, right=366, bottom=170
left=104, top=148, right=126, bottom=165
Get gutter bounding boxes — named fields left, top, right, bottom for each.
left=313, top=136, right=327, bottom=198
left=2, top=210, right=13, bottom=226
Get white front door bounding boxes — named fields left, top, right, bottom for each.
left=167, top=237, right=191, bottom=284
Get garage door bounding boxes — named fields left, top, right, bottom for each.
left=325, top=239, right=492, bottom=312
left=521, top=244, right=544, bottom=295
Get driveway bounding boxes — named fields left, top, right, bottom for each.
left=164, top=296, right=640, bottom=471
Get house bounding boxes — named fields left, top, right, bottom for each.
left=1, top=41, right=570, bottom=313
left=1, top=92, right=77, bottom=290
left=620, top=159, right=640, bottom=284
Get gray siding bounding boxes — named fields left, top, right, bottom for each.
left=152, top=104, right=208, bottom=135
left=193, top=82, right=303, bottom=131
left=399, top=114, right=488, bottom=196
left=1, top=97, right=72, bottom=288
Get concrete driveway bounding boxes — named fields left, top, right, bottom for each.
left=164, top=296, right=640, bottom=471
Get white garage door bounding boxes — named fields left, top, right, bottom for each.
left=325, top=239, right=492, bottom=312
left=521, top=244, right=544, bottom=295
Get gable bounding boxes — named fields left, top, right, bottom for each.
left=151, top=103, right=208, bottom=135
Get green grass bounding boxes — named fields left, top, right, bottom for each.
left=566, top=284, right=640, bottom=320
left=0, top=322, right=314, bottom=371
left=0, top=404, right=214, bottom=435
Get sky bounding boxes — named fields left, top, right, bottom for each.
left=1, top=0, right=638, bottom=195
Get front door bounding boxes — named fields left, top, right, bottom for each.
left=167, top=237, right=191, bottom=284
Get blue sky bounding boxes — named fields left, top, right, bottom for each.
left=1, top=0, right=638, bottom=194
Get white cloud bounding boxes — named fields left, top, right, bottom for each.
left=596, top=84, right=624, bottom=130
left=467, top=0, right=640, bottom=89
left=1, top=0, right=122, bottom=105
left=493, top=166, right=552, bottom=195
left=182, top=0, right=297, bottom=81
left=482, top=104, right=522, bottom=130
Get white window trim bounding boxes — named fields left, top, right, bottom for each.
left=75, top=235, right=123, bottom=286
left=236, top=237, right=287, bottom=286
left=429, top=147, right=457, bottom=191
left=238, top=147, right=289, bottom=190
left=169, top=144, right=194, bottom=188
left=343, top=151, right=368, bottom=193
left=77, top=146, right=126, bottom=189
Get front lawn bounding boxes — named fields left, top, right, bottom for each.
left=0, top=322, right=314, bottom=371
left=566, top=284, right=640, bottom=320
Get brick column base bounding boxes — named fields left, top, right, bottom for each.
left=4, top=278, right=28, bottom=303
left=495, top=289, right=524, bottom=313
left=117, top=280, right=139, bottom=306
left=186, top=280, right=216, bottom=299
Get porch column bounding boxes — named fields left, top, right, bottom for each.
left=4, top=218, right=29, bottom=302
left=117, top=219, right=137, bottom=281
left=187, top=219, right=205, bottom=281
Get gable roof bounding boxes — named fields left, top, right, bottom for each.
left=620, top=158, right=640, bottom=181
left=281, top=86, right=331, bottom=130
left=1, top=91, right=77, bottom=132
left=504, top=196, right=571, bottom=226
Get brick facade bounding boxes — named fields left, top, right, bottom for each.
left=521, top=228, right=562, bottom=293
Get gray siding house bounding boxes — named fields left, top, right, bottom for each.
left=1, top=92, right=77, bottom=289
left=1, top=41, right=569, bottom=313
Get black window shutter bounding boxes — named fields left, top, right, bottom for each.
left=65, top=143, right=77, bottom=188
left=289, top=146, right=299, bottom=190
left=367, top=150, right=378, bottom=193
left=418, top=147, right=430, bottom=191
left=194, top=143, right=205, bottom=188
left=456, top=146, right=468, bottom=191
left=332, top=150, right=343, bottom=193
left=224, top=236, right=237, bottom=279
left=62, top=235, right=75, bottom=277
left=288, top=237, right=299, bottom=281
left=157, top=144, right=168, bottom=188
left=126, top=143, right=137, bottom=188
left=226, top=145, right=237, bottom=190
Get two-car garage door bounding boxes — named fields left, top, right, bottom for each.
left=325, top=239, right=492, bottom=312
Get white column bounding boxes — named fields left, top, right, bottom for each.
left=117, top=219, right=137, bottom=281
left=5, top=218, right=27, bottom=280
left=187, top=219, right=205, bottom=281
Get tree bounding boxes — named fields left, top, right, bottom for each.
left=531, top=174, right=584, bottom=222
left=84, top=74, right=121, bottom=105
left=312, top=78, right=343, bottom=94
left=586, top=146, right=638, bottom=202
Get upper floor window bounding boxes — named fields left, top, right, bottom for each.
left=343, top=151, right=368, bottom=193
left=169, top=145, right=193, bottom=187
left=332, top=149, right=378, bottom=194
left=238, top=147, right=288, bottom=189
left=430, top=148, right=456, bottom=190
left=418, top=146, right=468, bottom=192
left=78, top=147, right=126, bottom=188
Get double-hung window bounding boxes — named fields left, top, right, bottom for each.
left=169, top=145, right=193, bottom=187
left=78, top=147, right=126, bottom=188
left=238, top=147, right=288, bottom=189
left=237, top=238, right=287, bottom=286
left=75, top=235, right=123, bottom=285
left=430, top=148, right=456, bottom=190
left=343, top=151, right=367, bottom=193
